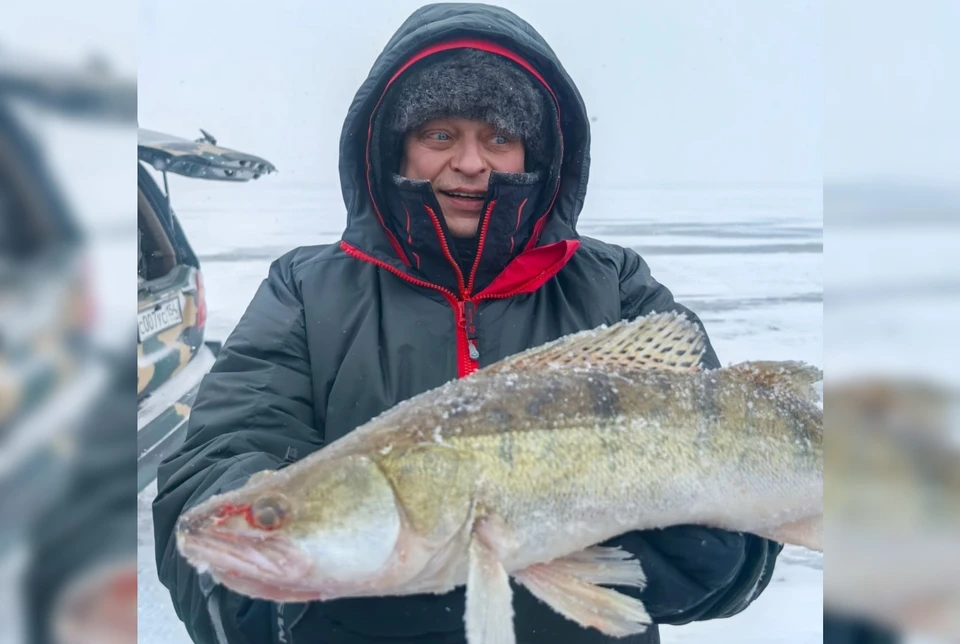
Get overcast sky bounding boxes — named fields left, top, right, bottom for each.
left=825, top=0, right=959, bottom=185
left=135, top=0, right=823, bottom=187
left=4, top=1, right=956, bottom=187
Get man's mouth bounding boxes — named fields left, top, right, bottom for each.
left=439, top=190, right=486, bottom=201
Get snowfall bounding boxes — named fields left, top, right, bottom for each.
left=130, top=176, right=824, bottom=643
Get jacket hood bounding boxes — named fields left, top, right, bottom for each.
left=338, top=2, right=591, bottom=274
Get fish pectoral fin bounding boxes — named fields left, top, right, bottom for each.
left=729, top=360, right=823, bottom=403
left=481, top=311, right=706, bottom=375
left=513, top=551, right=651, bottom=637
left=465, top=533, right=516, bottom=644
left=755, top=515, right=822, bottom=551
left=542, top=545, right=647, bottom=589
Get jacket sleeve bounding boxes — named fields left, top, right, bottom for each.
left=152, top=253, right=325, bottom=644
left=609, top=246, right=783, bottom=624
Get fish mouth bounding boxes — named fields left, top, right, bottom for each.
left=177, top=528, right=315, bottom=590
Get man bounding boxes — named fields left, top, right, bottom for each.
left=153, top=3, right=782, bottom=643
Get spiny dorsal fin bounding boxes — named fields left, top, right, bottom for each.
left=729, top=360, right=823, bottom=403
left=481, top=311, right=706, bottom=376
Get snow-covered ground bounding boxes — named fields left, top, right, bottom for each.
left=137, top=176, right=823, bottom=643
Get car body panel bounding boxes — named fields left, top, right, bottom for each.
left=0, top=101, right=92, bottom=435
left=137, top=340, right=219, bottom=492
left=0, top=263, right=89, bottom=432
left=137, top=266, right=204, bottom=399
left=0, top=355, right=108, bottom=554
left=138, top=155, right=206, bottom=402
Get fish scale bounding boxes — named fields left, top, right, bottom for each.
left=370, top=366, right=820, bottom=573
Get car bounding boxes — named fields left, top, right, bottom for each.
left=136, top=127, right=277, bottom=490
left=0, top=50, right=134, bottom=555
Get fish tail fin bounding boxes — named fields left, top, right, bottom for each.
left=729, top=360, right=823, bottom=404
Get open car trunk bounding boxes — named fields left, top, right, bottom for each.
left=136, top=127, right=276, bottom=403
left=137, top=128, right=277, bottom=182
left=137, top=162, right=196, bottom=280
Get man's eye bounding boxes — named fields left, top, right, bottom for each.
left=492, top=135, right=508, bottom=144
left=428, top=132, right=450, bottom=141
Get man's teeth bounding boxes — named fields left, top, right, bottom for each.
left=445, top=192, right=485, bottom=199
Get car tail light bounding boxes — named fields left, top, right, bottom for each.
left=195, top=269, right=207, bottom=330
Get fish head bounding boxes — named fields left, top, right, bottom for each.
left=175, top=454, right=402, bottom=601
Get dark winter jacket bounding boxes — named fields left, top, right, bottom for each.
left=153, top=3, right=782, bottom=643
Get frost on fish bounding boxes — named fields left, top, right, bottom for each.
left=175, top=311, right=823, bottom=643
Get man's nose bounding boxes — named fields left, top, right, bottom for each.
left=450, top=137, right=486, bottom=176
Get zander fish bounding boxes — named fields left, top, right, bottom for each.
left=176, top=311, right=823, bottom=643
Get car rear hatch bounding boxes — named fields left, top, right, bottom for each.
left=137, top=128, right=277, bottom=182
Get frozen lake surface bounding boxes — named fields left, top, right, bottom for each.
left=136, top=177, right=823, bottom=643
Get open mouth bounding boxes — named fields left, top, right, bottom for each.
left=178, top=533, right=327, bottom=602
left=179, top=531, right=311, bottom=580
left=440, top=190, right=486, bottom=201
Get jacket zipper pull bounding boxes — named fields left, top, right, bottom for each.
left=463, top=300, right=480, bottom=361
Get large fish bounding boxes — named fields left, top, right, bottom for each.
left=176, top=311, right=823, bottom=642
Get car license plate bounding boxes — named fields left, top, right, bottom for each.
left=138, top=296, right=183, bottom=341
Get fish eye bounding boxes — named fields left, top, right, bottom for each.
left=249, top=495, right=290, bottom=530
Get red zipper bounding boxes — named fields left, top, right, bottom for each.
left=343, top=241, right=565, bottom=378
left=422, top=204, right=467, bottom=298
left=456, top=300, right=478, bottom=377
left=466, top=201, right=496, bottom=295
left=342, top=241, right=480, bottom=377
left=346, top=200, right=498, bottom=378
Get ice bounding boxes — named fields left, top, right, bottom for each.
left=135, top=180, right=821, bottom=643
left=138, top=481, right=195, bottom=644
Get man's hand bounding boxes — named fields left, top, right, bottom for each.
left=603, top=525, right=778, bottom=624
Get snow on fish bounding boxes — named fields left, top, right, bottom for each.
left=175, top=311, right=823, bottom=643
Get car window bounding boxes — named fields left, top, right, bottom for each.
left=138, top=186, right=178, bottom=284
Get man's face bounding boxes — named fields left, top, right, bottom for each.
left=400, top=117, right=525, bottom=238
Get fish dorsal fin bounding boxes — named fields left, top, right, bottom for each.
left=481, top=311, right=706, bottom=376
left=728, top=360, right=823, bottom=404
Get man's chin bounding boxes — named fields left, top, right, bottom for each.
left=443, top=214, right=481, bottom=238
